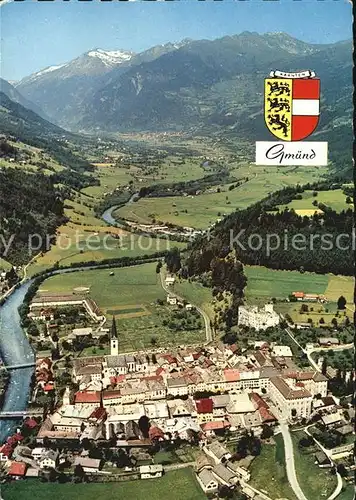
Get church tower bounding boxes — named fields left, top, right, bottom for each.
left=110, top=316, right=118, bottom=356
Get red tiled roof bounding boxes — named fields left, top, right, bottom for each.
left=36, top=357, right=52, bottom=368
left=259, top=407, right=276, bottom=422
left=228, top=344, right=239, bottom=353
left=163, top=354, right=177, bottom=364
left=0, top=444, right=13, bottom=457
left=8, top=462, right=27, bottom=476
left=250, top=392, right=269, bottom=409
left=44, top=383, right=55, bottom=391
left=223, top=369, right=240, bottom=382
left=149, top=426, right=164, bottom=440
left=74, top=391, right=101, bottom=404
left=156, top=367, right=165, bottom=376
left=195, top=398, right=213, bottom=414
left=7, top=434, right=23, bottom=446
left=24, top=418, right=38, bottom=429
left=292, top=292, right=305, bottom=298
left=90, top=407, right=107, bottom=420
left=201, top=420, right=230, bottom=431
left=103, top=390, right=121, bottom=400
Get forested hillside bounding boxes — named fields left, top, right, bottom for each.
left=0, top=167, right=66, bottom=264
left=184, top=183, right=354, bottom=278
left=0, top=92, right=94, bottom=176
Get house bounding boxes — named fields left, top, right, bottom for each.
left=167, top=295, right=177, bottom=305
left=335, top=424, right=354, bottom=436
left=286, top=371, right=328, bottom=397
left=212, top=394, right=230, bottom=418
left=304, top=293, right=319, bottom=302
left=195, top=398, right=214, bottom=423
left=225, top=460, right=251, bottom=481
left=7, top=461, right=27, bottom=478
left=165, top=276, right=175, bottom=286
left=74, top=457, right=102, bottom=473
left=321, top=412, right=343, bottom=427
left=196, top=469, right=219, bottom=493
left=103, top=390, right=121, bottom=407
left=26, top=468, right=40, bottom=477
left=204, top=441, right=232, bottom=464
left=226, top=394, right=256, bottom=414
left=211, top=463, right=237, bottom=486
left=69, top=327, right=93, bottom=340
left=74, top=390, right=101, bottom=407
left=315, top=451, right=330, bottom=467
left=31, top=447, right=47, bottom=460
left=318, top=337, right=340, bottom=347
left=201, top=420, right=230, bottom=436
left=139, top=464, right=163, bottom=479
left=39, top=449, right=59, bottom=469
left=272, top=345, right=293, bottom=358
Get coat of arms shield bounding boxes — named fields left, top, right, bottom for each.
left=264, top=70, right=320, bottom=141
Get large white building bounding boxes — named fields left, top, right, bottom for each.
left=238, top=304, right=280, bottom=331
left=269, top=376, right=313, bottom=420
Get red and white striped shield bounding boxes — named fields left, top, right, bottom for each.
left=291, top=78, right=320, bottom=141
left=265, top=71, right=320, bottom=141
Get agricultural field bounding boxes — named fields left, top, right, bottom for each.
left=244, top=265, right=328, bottom=301
left=41, top=262, right=165, bottom=308
left=291, top=431, right=337, bottom=500
left=174, top=279, right=215, bottom=321
left=0, top=140, right=65, bottom=175
left=249, top=435, right=298, bottom=500
left=82, top=164, right=138, bottom=199
left=40, top=262, right=205, bottom=352
left=276, top=301, right=352, bottom=329
left=325, top=275, right=354, bottom=304
left=276, top=189, right=353, bottom=214
left=244, top=266, right=353, bottom=303
left=26, top=220, right=184, bottom=277
left=2, top=468, right=205, bottom=500
left=116, top=164, right=329, bottom=229
left=0, top=258, right=12, bottom=271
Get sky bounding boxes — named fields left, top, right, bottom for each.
left=1, top=0, right=353, bottom=81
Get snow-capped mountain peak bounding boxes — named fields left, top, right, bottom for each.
left=35, top=65, right=67, bottom=77
left=87, top=49, right=134, bottom=67
left=15, top=64, right=67, bottom=86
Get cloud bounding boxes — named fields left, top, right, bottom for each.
left=0, top=0, right=14, bottom=7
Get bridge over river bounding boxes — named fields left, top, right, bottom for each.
left=0, top=362, right=36, bottom=371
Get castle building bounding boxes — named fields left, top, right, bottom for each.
left=110, top=316, right=119, bottom=356
left=238, top=304, right=280, bottom=331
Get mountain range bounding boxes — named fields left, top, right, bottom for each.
left=1, top=32, right=352, bottom=178
left=11, top=32, right=351, bottom=139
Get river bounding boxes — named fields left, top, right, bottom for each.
left=0, top=280, right=34, bottom=442
left=0, top=198, right=143, bottom=443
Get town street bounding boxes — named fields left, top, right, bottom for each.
left=280, top=423, right=308, bottom=500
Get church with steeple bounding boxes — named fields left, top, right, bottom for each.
left=110, top=316, right=118, bottom=356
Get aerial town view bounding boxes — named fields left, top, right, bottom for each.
left=0, top=1, right=354, bottom=500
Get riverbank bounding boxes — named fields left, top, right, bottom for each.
left=0, top=280, right=34, bottom=442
